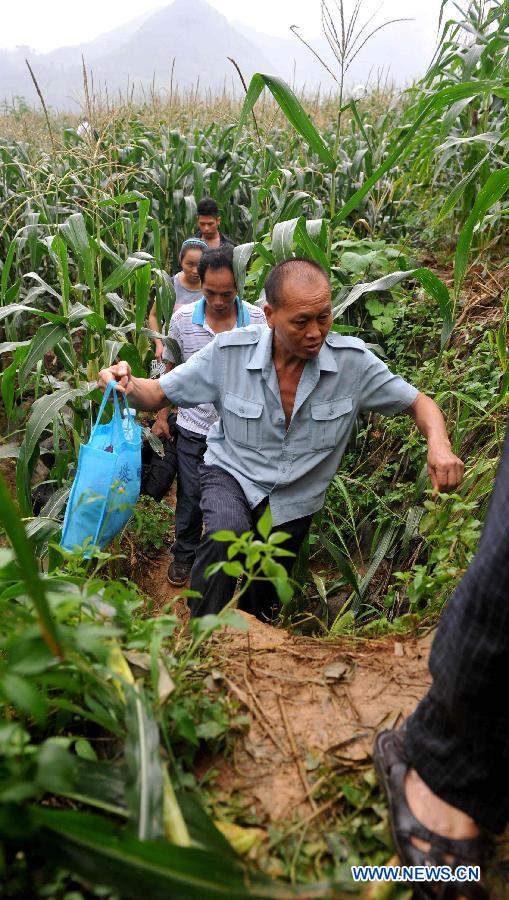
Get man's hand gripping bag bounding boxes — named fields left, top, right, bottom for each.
left=60, top=381, right=141, bottom=554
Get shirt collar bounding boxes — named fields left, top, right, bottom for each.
left=246, top=329, right=338, bottom=373
left=191, top=296, right=250, bottom=328
left=246, top=326, right=273, bottom=374
left=318, top=339, right=338, bottom=372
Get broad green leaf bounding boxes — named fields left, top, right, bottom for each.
left=19, top=323, right=67, bottom=388
left=153, top=268, right=176, bottom=329
left=333, top=80, right=509, bottom=226
left=51, top=235, right=71, bottom=314
left=125, top=688, right=164, bottom=841
left=0, top=473, right=62, bottom=657
left=434, top=146, right=497, bottom=225
left=24, top=272, right=62, bottom=302
left=238, top=74, right=335, bottom=169
left=103, top=256, right=151, bottom=294
left=34, top=807, right=295, bottom=899
left=222, top=562, right=244, bottom=578
left=1, top=673, right=46, bottom=722
left=36, top=741, right=75, bottom=792
left=135, top=263, right=152, bottom=335
left=455, top=168, right=509, bottom=292
left=60, top=213, right=96, bottom=299
left=271, top=217, right=300, bottom=262
left=16, top=385, right=92, bottom=515
left=2, top=346, right=28, bottom=418
left=99, top=191, right=146, bottom=206
left=256, top=505, right=272, bottom=540
left=137, top=198, right=150, bottom=251
left=1, top=238, right=17, bottom=301
left=25, top=487, right=70, bottom=540
left=334, top=268, right=453, bottom=348
left=233, top=243, right=254, bottom=301
left=294, top=219, right=330, bottom=272
left=0, top=303, right=65, bottom=325
left=68, top=302, right=97, bottom=325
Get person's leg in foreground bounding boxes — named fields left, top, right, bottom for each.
left=374, top=424, right=509, bottom=897
left=188, top=465, right=310, bottom=618
left=168, top=425, right=207, bottom=586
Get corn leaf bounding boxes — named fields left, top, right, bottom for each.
left=18, top=323, right=67, bottom=388
left=134, top=263, right=152, bottom=336
left=125, top=688, right=164, bottom=841
left=16, top=385, right=92, bottom=515
left=334, top=268, right=453, bottom=348
left=333, top=80, right=509, bottom=226
left=0, top=474, right=62, bottom=657
left=102, top=256, right=150, bottom=294
left=60, top=213, right=96, bottom=299
left=233, top=242, right=254, bottom=301
left=238, top=74, right=334, bottom=169
left=455, top=167, right=509, bottom=292
left=34, top=807, right=299, bottom=899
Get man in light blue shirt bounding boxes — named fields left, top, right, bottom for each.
left=99, top=258, right=464, bottom=619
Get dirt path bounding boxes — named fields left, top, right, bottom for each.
left=202, top=613, right=433, bottom=823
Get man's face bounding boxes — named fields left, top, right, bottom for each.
left=265, top=274, right=333, bottom=360
left=197, top=215, right=220, bottom=241
left=202, top=267, right=237, bottom=316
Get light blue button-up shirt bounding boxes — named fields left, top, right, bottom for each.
left=159, top=325, right=418, bottom=526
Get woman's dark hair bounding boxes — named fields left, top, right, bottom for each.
left=264, top=258, right=330, bottom=308
left=198, top=247, right=235, bottom=284
left=178, top=238, right=207, bottom=264
left=197, top=197, right=219, bottom=217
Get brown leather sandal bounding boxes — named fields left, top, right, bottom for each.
left=373, top=728, right=489, bottom=899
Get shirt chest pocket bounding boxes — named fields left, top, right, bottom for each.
left=223, top=392, right=263, bottom=449
left=310, top=397, right=353, bottom=451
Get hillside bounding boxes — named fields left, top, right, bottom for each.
left=0, top=0, right=277, bottom=110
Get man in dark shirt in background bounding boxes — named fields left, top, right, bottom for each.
left=196, top=197, right=235, bottom=249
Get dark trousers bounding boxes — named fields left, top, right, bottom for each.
left=171, top=425, right=207, bottom=564
left=405, top=423, right=509, bottom=833
left=189, top=465, right=312, bottom=620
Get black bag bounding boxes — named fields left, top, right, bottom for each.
left=140, top=413, right=178, bottom=502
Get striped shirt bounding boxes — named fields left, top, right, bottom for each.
left=162, top=296, right=266, bottom=435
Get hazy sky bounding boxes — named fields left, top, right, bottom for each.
left=2, top=0, right=445, bottom=53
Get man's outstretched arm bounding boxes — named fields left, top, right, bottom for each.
left=409, top=392, right=464, bottom=492
left=98, top=362, right=169, bottom=411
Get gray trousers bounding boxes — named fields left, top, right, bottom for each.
left=171, top=425, right=207, bottom=563
left=189, top=465, right=312, bottom=619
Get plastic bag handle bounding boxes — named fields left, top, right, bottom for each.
left=91, top=379, right=124, bottom=438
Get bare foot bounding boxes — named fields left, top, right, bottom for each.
left=405, top=769, right=480, bottom=898
left=405, top=769, right=480, bottom=845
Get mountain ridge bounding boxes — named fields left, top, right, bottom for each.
left=0, top=0, right=432, bottom=111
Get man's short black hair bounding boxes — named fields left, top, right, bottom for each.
left=264, top=258, right=330, bottom=307
left=198, top=247, right=236, bottom=284
left=197, top=197, right=219, bottom=217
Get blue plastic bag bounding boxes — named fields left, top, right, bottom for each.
left=61, top=381, right=142, bottom=554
